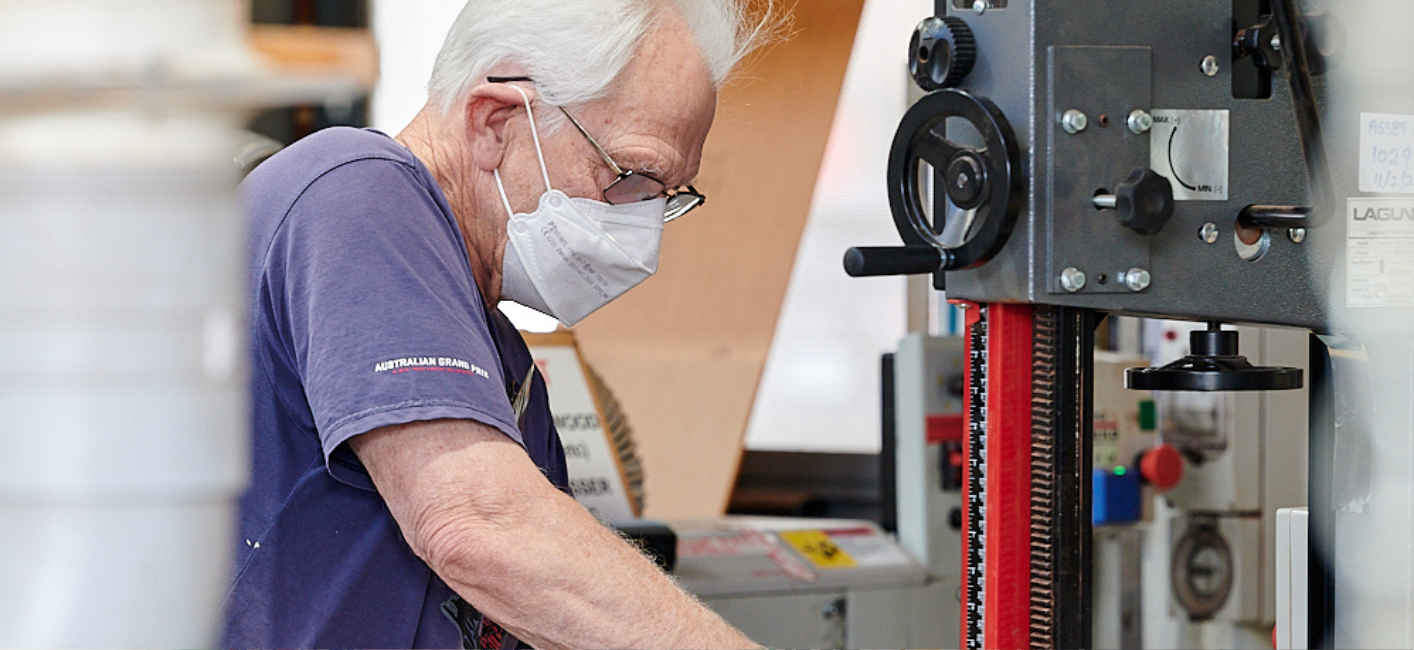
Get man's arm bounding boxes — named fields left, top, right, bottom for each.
left=350, top=419, right=758, bottom=650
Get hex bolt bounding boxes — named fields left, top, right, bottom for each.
left=1201, top=55, right=1220, bottom=77
left=1127, top=110, right=1154, bottom=134
left=1199, top=222, right=1220, bottom=244
left=1288, top=228, right=1307, bottom=244
left=973, top=0, right=988, bottom=14
left=1270, top=33, right=1282, bottom=51
left=1123, top=267, right=1152, bottom=292
left=1060, top=267, right=1087, bottom=292
left=1061, top=109, right=1088, bottom=135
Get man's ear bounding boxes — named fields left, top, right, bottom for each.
left=463, top=83, right=532, bottom=172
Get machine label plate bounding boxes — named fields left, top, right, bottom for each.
left=1150, top=110, right=1230, bottom=201
left=1347, top=198, right=1414, bottom=307
left=1359, top=112, right=1414, bottom=194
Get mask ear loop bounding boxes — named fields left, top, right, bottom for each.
left=494, top=83, right=555, bottom=217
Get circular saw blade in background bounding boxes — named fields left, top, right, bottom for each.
left=584, top=363, right=646, bottom=514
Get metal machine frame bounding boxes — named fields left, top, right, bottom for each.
left=848, top=0, right=1414, bottom=647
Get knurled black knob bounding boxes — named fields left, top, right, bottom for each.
left=1115, top=166, right=1175, bottom=236
left=910, top=16, right=977, bottom=91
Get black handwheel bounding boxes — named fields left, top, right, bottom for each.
left=887, top=89, right=1023, bottom=271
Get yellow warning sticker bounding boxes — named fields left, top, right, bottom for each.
left=779, top=530, right=857, bottom=569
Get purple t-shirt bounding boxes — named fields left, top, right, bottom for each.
left=222, top=127, right=568, bottom=648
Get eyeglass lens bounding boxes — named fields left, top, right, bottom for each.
left=604, top=172, right=705, bottom=222
left=603, top=172, right=665, bottom=205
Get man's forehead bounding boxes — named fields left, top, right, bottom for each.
left=590, top=8, right=716, bottom=172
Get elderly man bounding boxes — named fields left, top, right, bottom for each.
left=221, top=1, right=766, bottom=648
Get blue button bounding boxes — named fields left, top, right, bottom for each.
left=1093, top=468, right=1143, bottom=526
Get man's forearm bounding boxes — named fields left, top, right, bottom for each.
left=439, top=484, right=754, bottom=650
left=352, top=420, right=757, bottom=650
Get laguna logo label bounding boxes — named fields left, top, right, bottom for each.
left=374, top=356, right=490, bottom=379
left=1354, top=206, right=1414, bottom=221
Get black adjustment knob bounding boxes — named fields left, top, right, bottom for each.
left=1235, top=16, right=1283, bottom=71
left=910, top=16, right=976, bottom=91
left=1114, top=166, right=1175, bottom=236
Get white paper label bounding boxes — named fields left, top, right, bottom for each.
left=529, top=344, right=635, bottom=521
left=1347, top=198, right=1414, bottom=307
left=1150, top=109, right=1230, bottom=201
left=1359, top=113, right=1414, bottom=194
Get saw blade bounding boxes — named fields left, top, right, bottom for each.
left=1030, top=306, right=1058, bottom=648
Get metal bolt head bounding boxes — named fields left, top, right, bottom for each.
left=1060, top=267, right=1087, bottom=292
left=1061, top=109, right=1088, bottom=135
left=1127, top=110, right=1154, bottom=134
left=1199, top=222, right=1220, bottom=244
left=973, top=0, right=988, bottom=14
left=1288, top=227, right=1307, bottom=244
left=1201, top=55, right=1220, bottom=77
left=1123, top=268, right=1152, bottom=292
left=1270, top=33, right=1283, bottom=51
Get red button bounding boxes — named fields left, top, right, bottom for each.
left=1140, top=443, right=1184, bottom=491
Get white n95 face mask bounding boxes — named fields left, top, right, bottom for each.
left=494, top=85, right=666, bottom=327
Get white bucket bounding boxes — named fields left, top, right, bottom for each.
left=0, top=2, right=255, bottom=645
left=0, top=163, right=248, bottom=648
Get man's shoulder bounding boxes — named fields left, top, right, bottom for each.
left=242, top=127, right=444, bottom=245
left=247, top=127, right=418, bottom=192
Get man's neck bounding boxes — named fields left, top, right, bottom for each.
left=395, top=107, right=501, bottom=306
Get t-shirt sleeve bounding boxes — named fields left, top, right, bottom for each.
left=263, top=156, right=522, bottom=489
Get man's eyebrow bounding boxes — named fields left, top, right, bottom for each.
left=612, top=152, right=670, bottom=178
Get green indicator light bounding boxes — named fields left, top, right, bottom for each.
left=1114, top=466, right=1128, bottom=476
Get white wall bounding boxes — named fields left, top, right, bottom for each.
left=370, top=0, right=466, bottom=134
left=741, top=0, right=929, bottom=453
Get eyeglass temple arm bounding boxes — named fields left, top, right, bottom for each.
left=554, top=107, right=625, bottom=177
left=486, top=75, right=625, bottom=176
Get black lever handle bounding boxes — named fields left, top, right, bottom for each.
left=1238, top=0, right=1333, bottom=229
left=843, top=246, right=946, bottom=277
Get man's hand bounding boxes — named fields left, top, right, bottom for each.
left=351, top=419, right=759, bottom=650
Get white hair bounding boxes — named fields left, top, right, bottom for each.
left=426, top=0, right=770, bottom=116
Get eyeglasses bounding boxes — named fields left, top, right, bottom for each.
left=488, top=76, right=705, bottom=222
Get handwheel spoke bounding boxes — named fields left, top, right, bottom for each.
left=915, top=130, right=963, bottom=168
left=939, top=201, right=978, bottom=248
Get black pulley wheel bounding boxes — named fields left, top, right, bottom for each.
left=887, top=89, right=1022, bottom=271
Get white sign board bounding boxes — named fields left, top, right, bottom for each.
left=1360, top=113, right=1414, bottom=194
